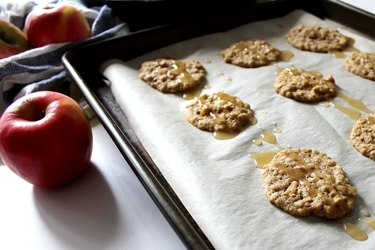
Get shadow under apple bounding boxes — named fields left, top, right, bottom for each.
left=33, top=163, right=120, bottom=249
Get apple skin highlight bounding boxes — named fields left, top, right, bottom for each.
left=24, top=3, right=91, bottom=48
left=0, top=91, right=93, bottom=188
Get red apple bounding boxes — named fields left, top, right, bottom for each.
left=24, top=3, right=91, bottom=48
left=0, top=91, right=93, bottom=188
left=0, top=18, right=28, bottom=59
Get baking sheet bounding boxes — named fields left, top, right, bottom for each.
left=100, top=10, right=375, bottom=249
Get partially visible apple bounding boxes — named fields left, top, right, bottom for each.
left=0, top=19, right=28, bottom=59
left=0, top=91, right=93, bottom=188
left=24, top=3, right=91, bottom=48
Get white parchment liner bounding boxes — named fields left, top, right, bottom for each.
left=101, top=10, right=375, bottom=249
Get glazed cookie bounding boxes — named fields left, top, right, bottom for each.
left=263, top=148, right=357, bottom=219
left=139, top=58, right=206, bottom=93
left=345, top=51, right=375, bottom=81
left=286, top=25, right=350, bottom=53
left=274, top=67, right=336, bottom=102
left=185, top=92, right=254, bottom=133
left=221, top=39, right=281, bottom=68
left=350, top=113, right=375, bottom=161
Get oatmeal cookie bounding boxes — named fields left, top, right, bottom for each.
left=350, top=113, right=375, bottom=161
left=263, top=148, right=357, bottom=219
left=286, top=25, right=350, bottom=53
left=139, top=58, right=206, bottom=93
left=274, top=67, right=336, bottom=102
left=221, top=39, right=281, bottom=68
left=185, top=92, right=254, bottom=133
left=345, top=51, right=375, bottom=81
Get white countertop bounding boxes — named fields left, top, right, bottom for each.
left=339, top=0, right=375, bottom=15
left=0, top=118, right=185, bottom=250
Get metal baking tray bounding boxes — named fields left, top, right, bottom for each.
left=62, top=0, right=375, bottom=248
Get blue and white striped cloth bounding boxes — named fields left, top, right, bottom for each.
left=0, top=0, right=128, bottom=114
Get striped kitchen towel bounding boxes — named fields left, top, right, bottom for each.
left=0, top=0, right=129, bottom=114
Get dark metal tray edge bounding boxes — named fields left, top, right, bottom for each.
left=63, top=61, right=212, bottom=249
left=63, top=1, right=375, bottom=249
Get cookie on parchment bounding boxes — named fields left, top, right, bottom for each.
left=350, top=113, right=375, bottom=161
left=221, top=39, right=281, bottom=68
left=274, top=67, right=336, bottom=102
left=345, top=51, right=375, bottom=81
left=286, top=25, right=350, bottom=53
left=263, top=148, right=357, bottom=219
left=184, top=92, right=254, bottom=133
left=139, top=58, right=206, bottom=93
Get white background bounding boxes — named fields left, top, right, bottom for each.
left=339, top=0, right=375, bottom=15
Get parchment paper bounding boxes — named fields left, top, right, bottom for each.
left=100, top=10, right=375, bottom=250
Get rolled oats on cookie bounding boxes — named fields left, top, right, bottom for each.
left=139, top=58, right=206, bottom=93
left=263, top=148, right=357, bottom=219
left=274, top=67, right=336, bottom=102
left=345, top=51, right=375, bottom=81
left=350, top=113, right=375, bottom=161
left=184, top=92, right=255, bottom=133
left=221, top=39, right=281, bottom=68
left=286, top=25, right=350, bottom=53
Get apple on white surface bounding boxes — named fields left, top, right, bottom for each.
left=0, top=91, right=93, bottom=188
left=0, top=18, right=28, bottom=59
left=24, top=3, right=91, bottom=48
